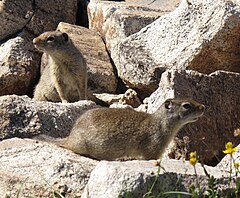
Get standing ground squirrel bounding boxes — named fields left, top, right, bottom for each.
left=40, top=98, right=204, bottom=160
left=33, top=31, right=87, bottom=103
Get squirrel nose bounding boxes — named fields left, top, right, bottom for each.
left=33, top=38, right=38, bottom=44
left=199, top=104, right=205, bottom=112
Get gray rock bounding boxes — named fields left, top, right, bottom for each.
left=134, top=97, right=149, bottom=112
left=0, top=0, right=33, bottom=41
left=0, top=95, right=98, bottom=140
left=124, top=0, right=180, bottom=11
left=88, top=0, right=172, bottom=53
left=113, top=0, right=240, bottom=96
left=148, top=69, right=240, bottom=165
left=109, top=103, right=133, bottom=109
left=94, top=88, right=142, bottom=108
left=81, top=159, right=228, bottom=198
left=0, top=138, right=98, bottom=198
left=27, top=0, right=77, bottom=36
left=0, top=0, right=77, bottom=41
left=0, top=33, right=40, bottom=96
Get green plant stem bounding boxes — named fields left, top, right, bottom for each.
left=231, top=155, right=239, bottom=178
left=193, top=165, right=201, bottom=195
left=162, top=191, right=193, bottom=196
left=143, top=166, right=161, bottom=198
left=228, top=154, right=233, bottom=189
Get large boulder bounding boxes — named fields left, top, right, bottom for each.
left=88, top=0, right=177, bottom=53
left=0, top=95, right=98, bottom=140
left=0, top=33, right=40, bottom=96
left=0, top=138, right=98, bottom=197
left=27, top=0, right=77, bottom=36
left=113, top=0, right=240, bottom=96
left=0, top=0, right=33, bottom=41
left=0, top=0, right=77, bottom=41
left=148, top=69, right=240, bottom=165
left=82, top=159, right=228, bottom=198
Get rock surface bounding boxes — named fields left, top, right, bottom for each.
left=124, top=0, right=180, bottom=10
left=0, top=95, right=98, bottom=140
left=0, top=138, right=98, bottom=198
left=88, top=0, right=174, bottom=53
left=94, top=88, right=142, bottom=108
left=0, top=32, right=40, bottom=96
left=0, top=0, right=33, bottom=41
left=0, top=0, right=77, bottom=41
left=82, top=159, right=228, bottom=198
left=113, top=0, right=240, bottom=96
left=148, top=69, right=240, bottom=165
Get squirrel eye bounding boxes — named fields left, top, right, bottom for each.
left=182, top=103, right=192, bottom=110
left=47, top=36, right=54, bottom=42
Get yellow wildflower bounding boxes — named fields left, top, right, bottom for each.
left=189, top=151, right=197, bottom=166
left=223, top=142, right=237, bottom=155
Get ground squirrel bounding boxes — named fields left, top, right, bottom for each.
left=40, top=98, right=204, bottom=160
left=33, top=31, right=87, bottom=103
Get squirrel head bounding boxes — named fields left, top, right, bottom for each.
left=158, top=98, right=205, bottom=127
left=33, top=31, right=70, bottom=54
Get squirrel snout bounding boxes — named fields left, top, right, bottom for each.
left=33, top=38, right=39, bottom=45
left=198, top=104, right=205, bottom=117
left=199, top=104, right=205, bottom=111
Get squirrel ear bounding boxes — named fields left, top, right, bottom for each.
left=164, top=100, right=173, bottom=110
left=62, top=33, right=69, bottom=42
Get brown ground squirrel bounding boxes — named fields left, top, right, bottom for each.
left=33, top=31, right=87, bottom=103
left=40, top=98, right=204, bottom=160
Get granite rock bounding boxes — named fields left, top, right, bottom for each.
left=0, top=0, right=77, bottom=41
left=113, top=0, right=240, bottom=96
left=88, top=0, right=175, bottom=53
left=0, top=138, right=98, bottom=198
left=0, top=33, right=40, bottom=96
left=82, top=159, right=228, bottom=198
left=0, top=95, right=98, bottom=140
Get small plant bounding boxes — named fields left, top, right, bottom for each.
left=188, top=141, right=240, bottom=198
left=143, top=162, right=162, bottom=198
left=143, top=160, right=193, bottom=198
left=222, top=142, right=240, bottom=197
left=223, top=142, right=237, bottom=186
left=188, top=151, right=202, bottom=197
left=205, top=176, right=219, bottom=198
